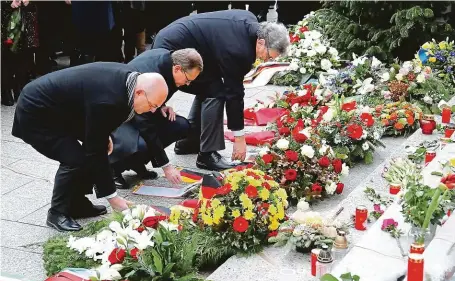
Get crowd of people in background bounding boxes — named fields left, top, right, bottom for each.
left=1, top=1, right=321, bottom=106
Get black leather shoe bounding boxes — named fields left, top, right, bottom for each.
left=196, top=152, right=235, bottom=171
left=71, top=204, right=107, bottom=219
left=131, top=164, right=158, bottom=180
left=46, top=209, right=82, bottom=232
left=113, top=173, right=129, bottom=189
left=174, top=139, right=200, bottom=155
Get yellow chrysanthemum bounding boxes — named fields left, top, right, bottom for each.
left=267, top=180, right=279, bottom=188
left=269, top=219, right=280, bottom=231
left=232, top=209, right=241, bottom=218
left=244, top=209, right=256, bottom=220
left=248, top=177, right=262, bottom=187
left=213, top=205, right=226, bottom=220
left=268, top=204, right=277, bottom=216
left=429, top=57, right=436, bottom=63
left=422, top=42, right=431, bottom=50
left=202, top=214, right=214, bottom=226
left=276, top=202, right=285, bottom=220
left=275, top=188, right=288, bottom=202
left=259, top=188, right=270, bottom=201
left=211, top=198, right=221, bottom=208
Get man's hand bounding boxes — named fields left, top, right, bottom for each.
left=163, top=164, right=182, bottom=186
left=65, top=0, right=71, bottom=4
left=108, top=196, right=134, bottom=212
left=160, top=106, right=176, bottom=121
left=107, top=136, right=113, bottom=155
left=11, top=0, right=21, bottom=8
left=232, top=135, right=247, bottom=161
left=22, top=0, right=29, bottom=6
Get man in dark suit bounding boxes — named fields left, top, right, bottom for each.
left=11, top=63, right=168, bottom=231
left=152, top=9, right=290, bottom=171
left=109, top=48, right=203, bottom=188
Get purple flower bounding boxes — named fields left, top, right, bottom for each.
left=446, top=66, right=453, bottom=73
left=435, top=51, right=446, bottom=62
left=381, top=218, right=398, bottom=230
left=450, top=51, right=455, bottom=57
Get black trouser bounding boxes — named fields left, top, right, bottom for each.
left=30, top=135, right=93, bottom=216
left=110, top=115, right=190, bottom=173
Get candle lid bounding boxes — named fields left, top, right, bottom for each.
left=317, top=245, right=333, bottom=263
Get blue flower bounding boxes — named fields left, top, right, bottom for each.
left=450, top=51, right=455, bottom=57
left=435, top=51, right=446, bottom=62
left=447, top=66, right=453, bottom=73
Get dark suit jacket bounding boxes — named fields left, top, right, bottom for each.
left=12, top=62, right=134, bottom=198
left=109, top=48, right=177, bottom=167
left=152, top=9, right=259, bottom=131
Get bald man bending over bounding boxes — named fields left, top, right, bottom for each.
left=12, top=62, right=168, bottom=232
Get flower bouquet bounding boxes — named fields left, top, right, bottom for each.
left=417, top=38, right=455, bottom=86
left=272, top=14, right=341, bottom=86
left=375, top=101, right=422, bottom=136
left=407, top=75, right=452, bottom=115
left=269, top=204, right=346, bottom=253
left=193, top=168, right=288, bottom=254
left=256, top=114, right=348, bottom=202
left=317, top=96, right=385, bottom=165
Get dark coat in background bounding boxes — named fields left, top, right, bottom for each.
left=109, top=49, right=186, bottom=168
left=12, top=62, right=134, bottom=198
left=152, top=9, right=259, bottom=132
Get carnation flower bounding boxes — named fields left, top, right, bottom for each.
left=318, top=156, right=331, bottom=167
left=325, top=181, right=337, bottom=195
left=297, top=200, right=310, bottom=212
left=262, top=154, right=274, bottom=164
left=311, top=183, right=322, bottom=193
left=335, top=183, right=344, bottom=194
left=321, top=59, right=332, bottom=70
left=284, top=169, right=298, bottom=181
left=381, top=72, right=390, bottom=82
left=347, top=124, right=363, bottom=139
left=341, top=163, right=349, bottom=176
left=300, top=145, right=315, bottom=158
left=332, top=159, right=342, bottom=173
left=285, top=150, right=299, bottom=162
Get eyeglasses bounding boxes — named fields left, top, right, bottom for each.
left=182, top=69, right=194, bottom=85
left=144, top=93, right=158, bottom=111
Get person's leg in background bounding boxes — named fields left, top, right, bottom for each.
left=1, top=46, right=15, bottom=106
left=174, top=96, right=203, bottom=155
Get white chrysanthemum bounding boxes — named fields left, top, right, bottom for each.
left=325, top=181, right=337, bottom=195
left=307, top=49, right=317, bottom=57
left=276, top=138, right=290, bottom=150
left=300, top=67, right=307, bottom=74
left=321, top=59, right=332, bottom=71
left=362, top=142, right=369, bottom=151
left=297, top=200, right=310, bottom=212
left=341, top=163, right=349, bottom=176
left=373, top=132, right=380, bottom=140
left=300, top=145, right=315, bottom=158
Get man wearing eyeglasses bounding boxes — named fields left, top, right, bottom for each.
left=11, top=63, right=168, bottom=231
left=152, top=9, right=290, bottom=171
left=108, top=48, right=203, bottom=188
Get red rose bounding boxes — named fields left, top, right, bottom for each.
left=130, top=248, right=139, bottom=260
left=4, top=38, right=13, bottom=46
left=360, top=113, right=374, bottom=127
left=284, top=169, right=298, bottom=181
left=336, top=183, right=344, bottom=194
left=292, top=126, right=308, bottom=143
left=245, top=184, right=258, bottom=198
left=233, top=216, right=249, bottom=233
left=108, top=248, right=126, bottom=264
left=143, top=215, right=168, bottom=229
left=262, top=182, right=271, bottom=190
left=217, top=183, right=232, bottom=195
left=136, top=226, right=145, bottom=233
left=262, top=154, right=274, bottom=164
left=342, top=101, right=357, bottom=112
left=299, top=26, right=309, bottom=33
left=278, top=127, right=290, bottom=136
left=311, top=183, right=322, bottom=193
left=332, top=159, right=342, bottom=174
left=285, top=150, right=299, bottom=162
left=347, top=124, right=363, bottom=140
left=267, top=231, right=279, bottom=238
left=318, top=156, right=330, bottom=167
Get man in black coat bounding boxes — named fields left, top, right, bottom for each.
left=11, top=63, right=168, bottom=231
left=109, top=48, right=203, bottom=189
left=152, top=9, right=290, bottom=171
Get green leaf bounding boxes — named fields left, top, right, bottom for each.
left=320, top=274, right=340, bottom=281
left=152, top=249, right=163, bottom=274
left=365, top=150, right=374, bottom=164
left=340, top=272, right=354, bottom=281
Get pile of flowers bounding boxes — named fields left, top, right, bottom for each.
left=375, top=101, right=422, bottom=136
left=417, top=38, right=455, bottom=86
left=320, top=54, right=388, bottom=97
left=268, top=201, right=347, bottom=252
left=317, top=96, right=385, bottom=164
left=272, top=14, right=341, bottom=86
left=191, top=168, right=288, bottom=253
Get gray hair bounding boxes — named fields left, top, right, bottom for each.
left=171, top=48, right=203, bottom=72
left=257, top=22, right=290, bottom=55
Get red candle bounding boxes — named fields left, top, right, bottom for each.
left=311, top=248, right=321, bottom=276
left=389, top=183, right=401, bottom=195
left=419, top=115, right=436, bottom=135
left=407, top=253, right=424, bottom=281
left=445, top=127, right=455, bottom=138
left=442, top=107, right=451, bottom=123
left=355, top=205, right=368, bottom=231
left=425, top=150, right=436, bottom=165
left=410, top=243, right=425, bottom=254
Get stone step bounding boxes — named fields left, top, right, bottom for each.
left=206, top=125, right=442, bottom=280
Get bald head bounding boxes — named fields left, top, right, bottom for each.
left=133, top=73, right=168, bottom=114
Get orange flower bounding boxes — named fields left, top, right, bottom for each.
left=390, top=113, right=398, bottom=120
left=407, top=116, right=414, bottom=125
left=394, top=122, right=404, bottom=130
left=381, top=119, right=389, bottom=126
